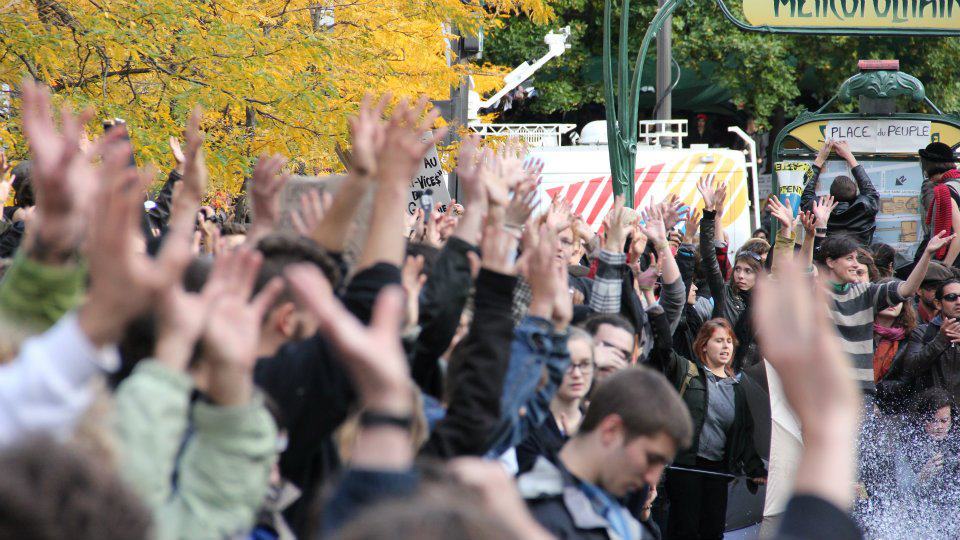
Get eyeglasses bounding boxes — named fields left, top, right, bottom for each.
left=566, top=362, right=594, bottom=374
left=942, top=293, right=960, bottom=302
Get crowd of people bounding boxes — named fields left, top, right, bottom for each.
left=1, top=77, right=956, bottom=540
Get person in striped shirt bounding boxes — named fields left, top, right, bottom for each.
left=817, top=232, right=955, bottom=390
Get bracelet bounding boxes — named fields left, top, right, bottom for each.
left=815, top=227, right=827, bottom=234
left=359, top=410, right=413, bottom=430
left=654, top=241, right=669, bottom=252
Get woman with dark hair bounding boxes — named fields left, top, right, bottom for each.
left=871, top=242, right=897, bottom=279
left=649, top=308, right=766, bottom=540
left=696, top=176, right=764, bottom=331
left=853, top=247, right=879, bottom=284
left=874, top=277, right=920, bottom=414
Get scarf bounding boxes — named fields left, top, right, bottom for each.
left=925, top=168, right=960, bottom=259
left=873, top=323, right=906, bottom=383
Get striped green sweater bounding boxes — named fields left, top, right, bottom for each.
left=825, top=280, right=905, bottom=389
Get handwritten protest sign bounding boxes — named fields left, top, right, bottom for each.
left=408, top=131, right=452, bottom=214
left=824, top=119, right=931, bottom=153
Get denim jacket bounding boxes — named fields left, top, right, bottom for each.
left=485, top=316, right=570, bottom=457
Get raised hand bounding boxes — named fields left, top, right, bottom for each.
left=168, top=135, right=186, bottom=175
left=767, top=195, right=796, bottom=237
left=286, top=264, right=413, bottom=414
left=201, top=248, right=284, bottom=406
left=0, top=147, right=10, bottom=180
left=505, top=176, right=539, bottom=229
left=168, top=108, right=206, bottom=233
left=376, top=96, right=447, bottom=185
left=638, top=204, right=668, bottom=248
left=833, top=140, right=857, bottom=166
left=291, top=189, right=332, bottom=238
left=544, top=193, right=574, bottom=234
left=79, top=141, right=195, bottom=347
left=683, top=207, right=702, bottom=244
left=481, top=141, right=526, bottom=208
left=926, top=230, right=956, bottom=256
left=799, top=210, right=817, bottom=236
left=630, top=223, right=648, bottom=261
left=20, top=78, right=125, bottom=263
left=814, top=139, right=833, bottom=167
left=812, top=194, right=837, bottom=229
left=714, top=182, right=729, bottom=220
left=523, top=156, right=544, bottom=185
left=480, top=219, right=518, bottom=276
left=659, top=194, right=687, bottom=231
left=696, top=174, right=721, bottom=212
left=249, top=153, right=290, bottom=240
left=602, top=195, right=638, bottom=252
left=349, top=93, right=388, bottom=179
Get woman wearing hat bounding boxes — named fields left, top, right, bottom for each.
left=919, top=142, right=960, bottom=267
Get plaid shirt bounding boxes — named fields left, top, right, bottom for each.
left=588, top=250, right=626, bottom=314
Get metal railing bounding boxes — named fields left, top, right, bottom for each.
left=469, top=123, right=577, bottom=147
left=637, top=119, right=687, bottom=148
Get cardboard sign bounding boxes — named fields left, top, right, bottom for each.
left=407, top=132, right=452, bottom=215
left=824, top=119, right=931, bottom=153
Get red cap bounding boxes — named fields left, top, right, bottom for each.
left=696, top=113, right=708, bottom=120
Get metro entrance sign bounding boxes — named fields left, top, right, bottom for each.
left=740, top=0, right=960, bottom=32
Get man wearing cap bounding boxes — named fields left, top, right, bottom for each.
left=688, top=114, right=714, bottom=147
left=919, top=142, right=960, bottom=267
left=917, top=262, right=956, bottom=324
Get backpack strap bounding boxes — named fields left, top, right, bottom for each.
left=679, top=361, right=700, bottom=398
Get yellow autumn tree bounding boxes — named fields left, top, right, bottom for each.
left=0, top=0, right=553, bottom=194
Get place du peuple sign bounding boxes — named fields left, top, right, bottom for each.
left=824, top=119, right=931, bottom=153
left=740, top=0, right=960, bottom=31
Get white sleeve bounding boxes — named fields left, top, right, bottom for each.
left=0, top=312, right=119, bottom=446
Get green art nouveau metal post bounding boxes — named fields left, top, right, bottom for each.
left=602, top=0, right=687, bottom=207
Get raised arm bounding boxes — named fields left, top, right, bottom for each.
left=359, top=97, right=446, bottom=270
left=696, top=175, right=728, bottom=305
left=767, top=195, right=798, bottom=274
left=754, top=255, right=862, bottom=526
left=589, top=195, right=635, bottom=314
left=900, top=231, right=956, bottom=299
left=286, top=266, right=420, bottom=535
left=311, top=94, right=386, bottom=254
left=800, top=141, right=831, bottom=212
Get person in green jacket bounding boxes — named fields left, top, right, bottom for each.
left=648, top=305, right=767, bottom=540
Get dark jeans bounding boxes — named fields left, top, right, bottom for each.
left=665, top=457, right=729, bottom=540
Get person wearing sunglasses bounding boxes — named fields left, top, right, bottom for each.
left=906, top=278, right=960, bottom=406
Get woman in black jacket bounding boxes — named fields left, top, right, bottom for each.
left=874, top=277, right=920, bottom=414
left=697, top=177, right=764, bottom=337
left=648, top=305, right=766, bottom=540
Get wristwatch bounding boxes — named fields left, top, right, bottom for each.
left=359, top=410, right=414, bottom=430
